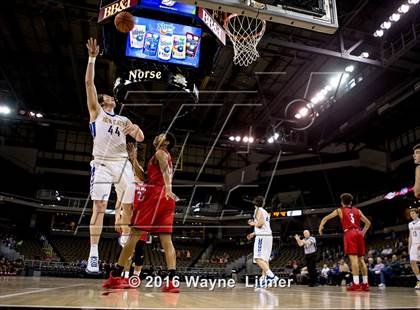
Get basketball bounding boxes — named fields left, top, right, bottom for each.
left=114, top=12, right=135, bottom=33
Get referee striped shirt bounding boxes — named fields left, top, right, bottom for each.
left=304, top=236, right=317, bottom=254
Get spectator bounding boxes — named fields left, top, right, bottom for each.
left=372, top=257, right=385, bottom=286
left=337, top=259, right=351, bottom=286
left=379, top=254, right=402, bottom=288
left=381, top=245, right=393, bottom=256
left=289, top=262, right=300, bottom=284
left=329, top=263, right=340, bottom=286
left=368, top=248, right=378, bottom=258
left=320, top=264, right=330, bottom=285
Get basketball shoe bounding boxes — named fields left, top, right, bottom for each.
left=161, top=280, right=180, bottom=293
left=346, top=283, right=362, bottom=291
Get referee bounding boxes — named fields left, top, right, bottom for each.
left=294, top=230, right=318, bottom=287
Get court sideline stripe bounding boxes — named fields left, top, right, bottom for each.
left=0, top=283, right=85, bottom=299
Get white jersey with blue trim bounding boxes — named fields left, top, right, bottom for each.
left=89, top=108, right=129, bottom=160
left=409, top=219, right=420, bottom=244
left=253, top=207, right=272, bottom=236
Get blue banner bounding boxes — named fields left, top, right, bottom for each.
left=139, top=0, right=196, bottom=16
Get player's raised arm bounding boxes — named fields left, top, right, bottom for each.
left=123, top=119, right=145, bottom=142
left=155, top=149, right=174, bottom=200
left=319, top=209, right=339, bottom=235
left=414, top=166, right=420, bottom=199
left=85, top=38, right=101, bottom=122
left=359, top=210, right=371, bottom=236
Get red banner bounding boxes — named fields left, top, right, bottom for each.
left=198, top=8, right=226, bottom=46
left=98, top=0, right=139, bottom=23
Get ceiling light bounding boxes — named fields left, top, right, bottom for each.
left=274, top=133, right=280, bottom=140
left=311, top=97, right=319, bottom=104
left=235, top=136, right=241, bottom=142
left=243, top=136, right=249, bottom=143
left=320, top=89, right=328, bottom=96
left=342, top=73, right=350, bottom=80
left=0, top=106, right=11, bottom=115
left=373, top=29, right=384, bottom=37
left=380, top=21, right=392, bottom=29
left=345, top=65, right=354, bottom=73
left=408, top=0, right=419, bottom=4
left=389, top=13, right=401, bottom=22
left=229, top=136, right=235, bottom=141
left=329, top=76, right=340, bottom=88
left=299, top=107, right=309, bottom=117
left=398, top=4, right=410, bottom=13
left=324, top=85, right=333, bottom=92
left=29, top=111, right=36, bottom=117
left=360, top=52, right=369, bottom=58
left=36, top=113, right=43, bottom=118
left=295, top=113, right=302, bottom=119
left=268, top=137, right=274, bottom=143
left=248, top=137, right=254, bottom=143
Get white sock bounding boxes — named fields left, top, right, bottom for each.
left=266, top=270, right=274, bottom=278
left=124, top=271, right=130, bottom=278
left=362, top=276, right=368, bottom=284
left=416, top=274, right=420, bottom=281
left=89, top=244, right=98, bottom=258
left=353, top=276, right=359, bottom=285
left=134, top=270, right=141, bottom=276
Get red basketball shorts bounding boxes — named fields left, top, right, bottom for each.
left=343, top=229, right=365, bottom=256
left=131, top=185, right=176, bottom=234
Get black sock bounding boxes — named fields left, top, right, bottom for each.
left=111, top=264, right=124, bottom=278
left=168, top=269, right=176, bottom=280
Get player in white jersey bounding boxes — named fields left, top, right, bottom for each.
left=247, top=196, right=277, bottom=288
left=85, top=38, right=144, bottom=274
left=408, top=208, right=420, bottom=289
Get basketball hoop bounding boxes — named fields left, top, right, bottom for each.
left=224, top=14, right=266, bottom=67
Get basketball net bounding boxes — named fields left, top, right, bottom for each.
left=223, top=1, right=266, bottom=67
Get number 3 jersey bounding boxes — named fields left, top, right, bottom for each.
left=89, top=108, right=129, bottom=160
left=340, top=207, right=360, bottom=231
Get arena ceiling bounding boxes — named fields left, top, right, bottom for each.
left=0, top=0, right=419, bottom=153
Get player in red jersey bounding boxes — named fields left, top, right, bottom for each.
left=103, top=134, right=178, bottom=292
left=121, top=143, right=149, bottom=281
left=319, top=193, right=371, bottom=291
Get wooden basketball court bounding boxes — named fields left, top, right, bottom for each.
left=0, top=277, right=419, bottom=309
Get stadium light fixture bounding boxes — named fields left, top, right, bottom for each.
left=398, top=4, right=410, bottom=13
left=373, top=1, right=419, bottom=38
left=380, top=21, right=392, bottom=29
left=243, top=136, right=249, bottom=143
left=360, top=52, right=369, bottom=58
left=229, top=136, right=235, bottom=141
left=389, top=13, right=401, bottom=22
left=295, top=113, right=302, bottom=119
left=267, top=137, right=274, bottom=143
left=248, top=137, right=254, bottom=143
left=36, top=113, right=43, bottom=118
left=235, top=136, right=241, bottom=142
left=0, top=105, right=11, bottom=115
left=345, top=65, right=355, bottom=73
left=373, top=30, right=384, bottom=37
left=299, top=107, right=309, bottom=117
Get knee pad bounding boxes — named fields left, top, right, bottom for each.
left=134, top=240, right=145, bottom=266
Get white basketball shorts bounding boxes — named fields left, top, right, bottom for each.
left=253, top=235, right=273, bottom=263
left=409, top=244, right=420, bottom=262
left=90, top=159, right=135, bottom=204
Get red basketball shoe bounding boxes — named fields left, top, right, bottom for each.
left=161, top=280, right=180, bottom=293
left=361, top=283, right=370, bottom=291
left=347, top=283, right=362, bottom=291
left=102, top=274, right=130, bottom=289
